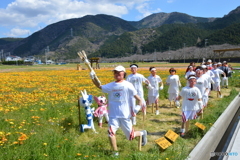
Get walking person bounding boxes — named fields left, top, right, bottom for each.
left=126, top=64, right=150, bottom=125
left=147, top=67, right=163, bottom=115
left=195, top=66, right=209, bottom=108
left=219, top=61, right=229, bottom=88
left=90, top=65, right=148, bottom=156
left=166, top=68, right=181, bottom=107
left=212, top=63, right=226, bottom=98
left=178, top=75, right=203, bottom=137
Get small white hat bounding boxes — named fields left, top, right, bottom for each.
left=207, top=59, right=212, bottom=63
left=201, top=65, right=207, bottom=69
left=113, top=66, right=126, bottom=72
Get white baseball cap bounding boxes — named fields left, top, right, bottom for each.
left=201, top=65, right=207, bottom=69
left=207, top=59, right=212, bottom=62
left=113, top=66, right=126, bottom=72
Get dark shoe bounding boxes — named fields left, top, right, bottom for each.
left=180, top=132, right=185, bottom=138
left=142, top=130, right=148, bottom=146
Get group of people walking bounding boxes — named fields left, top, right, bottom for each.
left=89, top=60, right=233, bottom=156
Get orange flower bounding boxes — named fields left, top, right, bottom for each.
left=18, top=133, right=28, bottom=141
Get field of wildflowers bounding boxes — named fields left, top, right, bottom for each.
left=0, top=63, right=239, bottom=160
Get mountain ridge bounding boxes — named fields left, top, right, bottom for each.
left=0, top=6, right=239, bottom=60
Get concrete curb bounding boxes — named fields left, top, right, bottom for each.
left=187, top=93, right=240, bottom=160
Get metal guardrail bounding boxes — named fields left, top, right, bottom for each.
left=187, top=93, right=240, bottom=160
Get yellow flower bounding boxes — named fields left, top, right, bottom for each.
left=43, top=143, right=47, bottom=146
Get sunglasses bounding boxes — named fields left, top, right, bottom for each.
left=170, top=70, right=176, bottom=72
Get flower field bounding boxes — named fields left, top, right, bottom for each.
left=0, top=64, right=239, bottom=160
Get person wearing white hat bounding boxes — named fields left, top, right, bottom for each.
left=91, top=65, right=148, bottom=156
left=212, top=63, right=226, bottom=98
left=201, top=65, right=214, bottom=106
left=147, top=67, right=163, bottom=115
left=207, top=59, right=213, bottom=70
left=219, top=61, right=229, bottom=88
left=184, top=66, right=196, bottom=86
left=166, top=68, right=182, bottom=107
left=126, top=64, right=150, bottom=125
left=217, top=62, right=222, bottom=68
left=195, top=66, right=209, bottom=108
left=178, top=75, right=203, bottom=137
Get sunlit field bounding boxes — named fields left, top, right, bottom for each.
left=0, top=63, right=239, bottom=160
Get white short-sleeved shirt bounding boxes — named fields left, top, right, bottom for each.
left=102, top=80, right=137, bottom=118
left=212, top=68, right=224, bottom=82
left=126, top=73, right=147, bottom=98
left=147, top=75, right=162, bottom=97
left=166, top=75, right=180, bottom=93
left=195, top=76, right=208, bottom=96
left=180, top=86, right=202, bottom=111
left=206, top=70, right=215, bottom=78
left=202, top=73, right=212, bottom=89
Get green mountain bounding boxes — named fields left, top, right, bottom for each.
left=0, top=6, right=240, bottom=60
left=94, top=6, right=240, bottom=57
left=129, top=12, right=215, bottom=29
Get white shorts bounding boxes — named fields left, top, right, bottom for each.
left=182, top=111, right=199, bottom=122
left=168, top=93, right=178, bottom=101
left=213, top=82, right=221, bottom=91
left=148, top=95, right=159, bottom=104
left=108, top=118, right=135, bottom=140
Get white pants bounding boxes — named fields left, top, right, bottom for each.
left=221, top=77, right=228, bottom=86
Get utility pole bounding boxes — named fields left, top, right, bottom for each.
left=183, top=43, right=186, bottom=63
left=45, top=46, right=49, bottom=64
left=154, top=49, right=156, bottom=61
left=1, top=50, right=3, bottom=62
left=205, top=39, right=208, bottom=59
left=168, top=47, right=171, bottom=63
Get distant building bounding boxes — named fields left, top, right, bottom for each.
left=46, top=60, right=55, bottom=64
left=5, top=55, right=22, bottom=61
left=24, top=56, right=35, bottom=62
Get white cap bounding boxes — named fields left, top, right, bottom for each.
left=201, top=65, right=207, bottom=69
left=217, top=62, right=222, bottom=64
left=150, top=68, right=156, bottom=71
left=113, top=66, right=126, bottom=72
left=188, top=76, right=196, bottom=80
left=207, top=59, right=212, bottom=63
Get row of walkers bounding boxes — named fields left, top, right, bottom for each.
left=89, top=61, right=232, bottom=156
left=125, top=61, right=232, bottom=137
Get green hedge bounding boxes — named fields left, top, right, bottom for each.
left=2, top=60, right=24, bottom=65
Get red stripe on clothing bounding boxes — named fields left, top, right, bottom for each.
left=129, top=127, right=135, bottom=140
left=182, top=112, right=186, bottom=122
left=108, top=126, right=115, bottom=137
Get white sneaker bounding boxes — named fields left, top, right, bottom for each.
left=220, top=95, right=222, bottom=98
left=112, top=151, right=119, bottom=157
left=155, top=110, right=159, bottom=115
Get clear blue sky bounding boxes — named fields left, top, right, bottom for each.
left=0, top=0, right=239, bottom=38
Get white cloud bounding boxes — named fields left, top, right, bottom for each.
left=0, top=0, right=152, bottom=37
left=136, top=2, right=161, bottom=19
left=167, top=0, right=175, bottom=3
left=4, top=27, right=30, bottom=37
